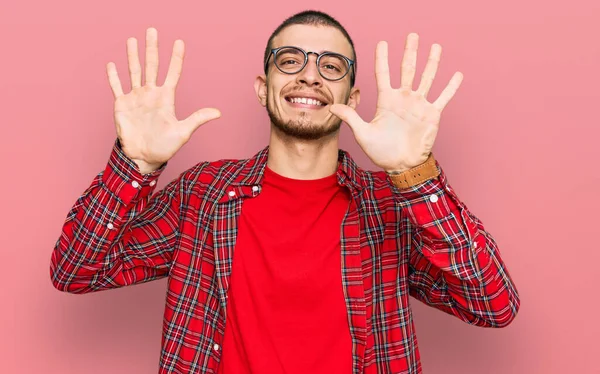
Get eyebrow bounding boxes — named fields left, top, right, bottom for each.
left=280, top=47, right=304, bottom=55
left=278, top=46, right=342, bottom=55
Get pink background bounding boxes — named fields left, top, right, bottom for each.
left=1, top=0, right=599, bottom=373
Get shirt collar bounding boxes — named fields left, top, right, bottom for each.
left=229, top=145, right=365, bottom=192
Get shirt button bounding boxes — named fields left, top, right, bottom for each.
left=473, top=241, right=478, bottom=249
left=429, top=194, right=439, bottom=203
left=107, top=223, right=114, bottom=230
left=252, top=186, right=259, bottom=192
left=213, top=343, right=220, bottom=351
left=228, top=191, right=236, bottom=197
left=131, top=181, right=140, bottom=188
left=149, top=180, right=156, bottom=187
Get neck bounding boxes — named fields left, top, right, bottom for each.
left=266, top=126, right=339, bottom=180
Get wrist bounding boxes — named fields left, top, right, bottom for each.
left=385, top=166, right=412, bottom=175
left=384, top=158, right=426, bottom=175
left=134, top=159, right=164, bottom=175
left=386, top=153, right=440, bottom=189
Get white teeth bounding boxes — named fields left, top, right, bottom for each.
left=289, top=97, right=324, bottom=106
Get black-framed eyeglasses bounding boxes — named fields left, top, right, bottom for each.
left=264, top=46, right=356, bottom=84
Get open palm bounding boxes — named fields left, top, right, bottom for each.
left=106, top=28, right=220, bottom=173
left=330, top=33, right=463, bottom=172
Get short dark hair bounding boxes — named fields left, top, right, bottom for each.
left=263, top=10, right=357, bottom=87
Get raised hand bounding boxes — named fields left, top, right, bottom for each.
left=106, top=28, right=221, bottom=174
left=329, top=33, right=463, bottom=173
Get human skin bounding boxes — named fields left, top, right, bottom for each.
left=106, top=25, right=462, bottom=178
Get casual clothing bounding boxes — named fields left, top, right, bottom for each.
left=218, top=165, right=353, bottom=373
left=50, top=139, right=520, bottom=374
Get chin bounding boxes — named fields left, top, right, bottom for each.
left=271, top=117, right=341, bottom=140
left=268, top=110, right=341, bottom=141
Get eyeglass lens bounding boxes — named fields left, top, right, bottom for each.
left=275, top=47, right=349, bottom=81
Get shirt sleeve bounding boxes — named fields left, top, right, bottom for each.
left=50, top=139, right=181, bottom=294
left=390, top=161, right=520, bottom=328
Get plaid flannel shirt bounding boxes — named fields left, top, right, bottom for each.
left=50, top=139, right=520, bottom=373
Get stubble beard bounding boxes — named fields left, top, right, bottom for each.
left=267, top=100, right=342, bottom=141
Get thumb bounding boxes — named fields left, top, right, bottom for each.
left=181, top=107, right=221, bottom=134
left=329, top=104, right=364, bottom=132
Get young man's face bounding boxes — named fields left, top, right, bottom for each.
left=255, top=24, right=360, bottom=140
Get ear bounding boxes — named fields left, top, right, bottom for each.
left=254, top=75, right=268, bottom=107
left=346, top=86, right=360, bottom=110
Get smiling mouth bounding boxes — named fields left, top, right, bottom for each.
left=285, top=96, right=327, bottom=108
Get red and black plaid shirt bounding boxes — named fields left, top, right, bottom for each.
left=50, top=139, right=520, bottom=374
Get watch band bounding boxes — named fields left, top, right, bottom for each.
left=387, top=153, right=440, bottom=189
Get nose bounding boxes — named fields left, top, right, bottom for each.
left=296, top=52, right=323, bottom=87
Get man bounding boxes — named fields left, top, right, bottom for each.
left=50, top=10, right=520, bottom=374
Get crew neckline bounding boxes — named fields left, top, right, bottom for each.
left=264, top=165, right=339, bottom=189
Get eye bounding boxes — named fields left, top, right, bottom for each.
left=319, top=54, right=347, bottom=73
left=322, top=64, right=341, bottom=72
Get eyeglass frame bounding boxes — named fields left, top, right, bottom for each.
left=264, top=46, right=356, bottom=85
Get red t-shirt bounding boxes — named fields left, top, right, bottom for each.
left=219, top=165, right=353, bottom=374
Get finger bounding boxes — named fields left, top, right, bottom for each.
left=400, top=33, right=419, bottom=90
left=163, top=39, right=185, bottom=89
left=329, top=104, right=365, bottom=133
left=433, top=72, right=464, bottom=111
left=127, top=37, right=142, bottom=89
left=375, top=41, right=391, bottom=92
left=106, top=62, right=124, bottom=98
left=145, top=27, right=159, bottom=86
left=416, top=43, right=442, bottom=98
left=180, top=108, right=221, bottom=135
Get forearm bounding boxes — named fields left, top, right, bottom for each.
left=410, top=193, right=519, bottom=326
left=50, top=139, right=170, bottom=293
left=392, top=158, right=520, bottom=327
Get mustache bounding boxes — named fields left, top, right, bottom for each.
left=282, top=87, right=331, bottom=103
